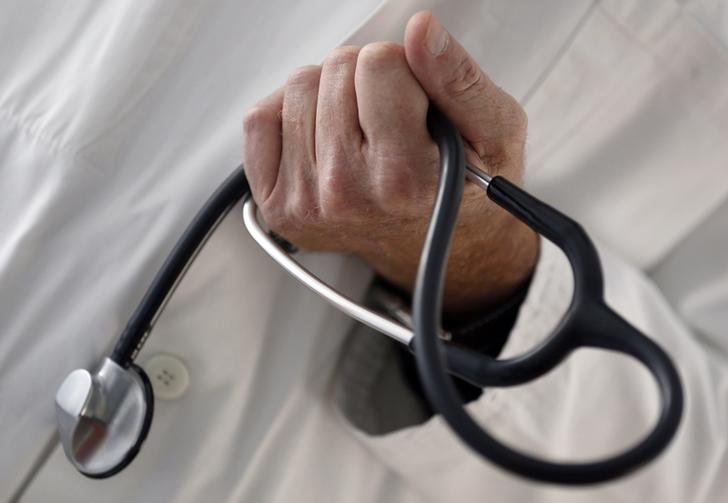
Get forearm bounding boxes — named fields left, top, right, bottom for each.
left=360, top=208, right=539, bottom=314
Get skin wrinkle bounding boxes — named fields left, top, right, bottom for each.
left=441, top=55, right=485, bottom=100
left=243, top=11, right=539, bottom=314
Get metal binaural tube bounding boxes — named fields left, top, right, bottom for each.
left=242, top=197, right=414, bottom=346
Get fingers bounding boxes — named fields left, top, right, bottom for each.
left=242, top=87, right=284, bottom=203
left=315, top=46, right=366, bottom=217
left=354, top=42, right=431, bottom=153
left=280, top=65, right=322, bottom=189
left=243, top=66, right=322, bottom=236
left=316, top=46, right=361, bottom=152
left=404, top=11, right=527, bottom=163
left=351, top=42, right=437, bottom=215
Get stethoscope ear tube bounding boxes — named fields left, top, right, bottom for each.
left=413, top=106, right=683, bottom=484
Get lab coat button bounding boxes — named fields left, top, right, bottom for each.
left=142, top=354, right=190, bottom=400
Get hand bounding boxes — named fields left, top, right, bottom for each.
left=242, top=11, right=538, bottom=313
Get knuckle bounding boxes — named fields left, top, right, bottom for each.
left=357, top=41, right=406, bottom=70
left=318, top=170, right=353, bottom=222
left=286, top=190, right=319, bottom=224
left=286, top=65, right=322, bottom=87
left=260, top=202, right=290, bottom=236
left=373, top=169, right=415, bottom=211
left=366, top=145, right=438, bottom=214
left=242, top=105, right=276, bottom=134
left=317, top=145, right=356, bottom=221
left=323, top=45, right=360, bottom=67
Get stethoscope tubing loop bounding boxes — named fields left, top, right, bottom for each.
left=411, top=106, right=683, bottom=485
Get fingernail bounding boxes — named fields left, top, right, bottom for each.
left=425, top=14, right=449, bottom=56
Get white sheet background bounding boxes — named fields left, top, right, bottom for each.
left=1, top=0, right=727, bottom=501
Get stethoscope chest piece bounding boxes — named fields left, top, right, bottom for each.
left=55, top=358, right=154, bottom=478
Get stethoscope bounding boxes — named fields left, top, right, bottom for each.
left=55, top=107, right=683, bottom=485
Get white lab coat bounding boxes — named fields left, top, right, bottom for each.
left=1, top=0, right=726, bottom=501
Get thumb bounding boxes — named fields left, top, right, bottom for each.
left=404, top=11, right=526, bottom=163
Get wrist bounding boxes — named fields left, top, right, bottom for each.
left=359, top=215, right=539, bottom=314
left=444, top=215, right=539, bottom=313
